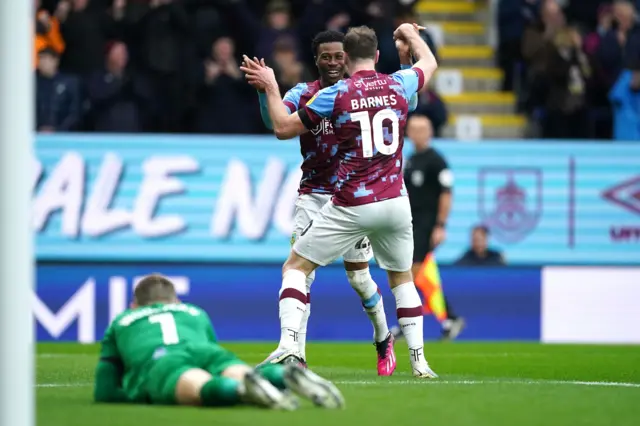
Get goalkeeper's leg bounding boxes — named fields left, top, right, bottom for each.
left=173, top=366, right=297, bottom=410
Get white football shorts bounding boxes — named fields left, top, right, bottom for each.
left=292, top=193, right=373, bottom=263
left=293, top=196, right=413, bottom=272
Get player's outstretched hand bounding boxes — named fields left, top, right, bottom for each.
left=394, top=22, right=424, bottom=42
left=395, top=23, right=425, bottom=59
left=241, top=55, right=276, bottom=92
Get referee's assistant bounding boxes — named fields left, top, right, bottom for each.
left=395, top=115, right=465, bottom=340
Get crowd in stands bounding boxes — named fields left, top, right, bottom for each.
left=34, top=0, right=449, bottom=135
left=34, top=0, right=638, bottom=140
left=498, top=0, right=640, bottom=140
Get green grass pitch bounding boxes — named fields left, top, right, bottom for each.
left=38, top=342, right=640, bottom=426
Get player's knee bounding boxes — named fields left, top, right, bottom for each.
left=282, top=251, right=316, bottom=276
left=220, top=364, right=252, bottom=382
left=175, top=369, right=213, bottom=406
left=345, top=268, right=371, bottom=292
left=343, top=260, right=369, bottom=271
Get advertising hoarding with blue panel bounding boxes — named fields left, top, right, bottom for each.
left=34, top=134, right=640, bottom=264
left=35, top=263, right=541, bottom=343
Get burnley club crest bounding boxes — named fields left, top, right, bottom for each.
left=478, top=168, right=543, bottom=244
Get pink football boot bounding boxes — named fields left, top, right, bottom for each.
left=375, top=333, right=396, bottom=376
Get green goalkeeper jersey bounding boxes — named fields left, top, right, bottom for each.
left=98, top=302, right=217, bottom=402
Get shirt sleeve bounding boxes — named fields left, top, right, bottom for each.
left=435, top=155, right=454, bottom=192
left=99, top=323, right=120, bottom=360
left=94, top=324, right=130, bottom=403
left=390, top=68, right=426, bottom=104
left=401, top=64, right=419, bottom=113
left=283, top=83, right=307, bottom=114
left=299, top=84, right=340, bottom=130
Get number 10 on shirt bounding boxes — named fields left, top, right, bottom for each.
left=350, top=110, right=400, bottom=158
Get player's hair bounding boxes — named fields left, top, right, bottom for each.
left=134, top=274, right=177, bottom=306
left=473, top=225, right=490, bottom=235
left=312, top=30, right=345, bottom=57
left=343, top=26, right=378, bottom=61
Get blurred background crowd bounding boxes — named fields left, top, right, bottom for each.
left=34, top=0, right=640, bottom=140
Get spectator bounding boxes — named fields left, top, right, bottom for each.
left=498, top=0, right=540, bottom=91
left=86, top=42, right=153, bottom=132
left=35, top=48, right=81, bottom=132
left=271, top=36, right=314, bottom=95
left=584, top=4, right=614, bottom=57
left=597, top=0, right=640, bottom=89
left=522, top=0, right=566, bottom=74
left=542, top=27, right=592, bottom=138
left=585, top=5, right=616, bottom=139
left=521, top=0, right=566, bottom=111
left=34, top=0, right=66, bottom=68
left=410, top=88, right=449, bottom=138
left=609, top=59, right=640, bottom=140
left=230, top=0, right=300, bottom=62
left=565, top=0, right=605, bottom=31
left=454, top=225, right=506, bottom=267
left=194, top=37, right=260, bottom=134
left=57, top=0, right=123, bottom=77
left=126, top=0, right=191, bottom=133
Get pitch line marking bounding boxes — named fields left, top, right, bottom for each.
left=336, top=379, right=640, bottom=388
left=36, top=379, right=640, bottom=389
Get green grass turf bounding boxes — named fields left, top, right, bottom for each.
left=38, top=342, right=640, bottom=426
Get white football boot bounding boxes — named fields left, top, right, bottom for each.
left=240, top=370, right=299, bottom=410
left=283, top=364, right=345, bottom=409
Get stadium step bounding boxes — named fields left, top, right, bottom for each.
left=416, top=0, right=483, bottom=21
left=442, top=114, right=527, bottom=139
left=438, top=45, right=495, bottom=67
left=435, top=67, right=503, bottom=92
left=441, top=92, right=516, bottom=115
left=424, top=21, right=487, bottom=45
left=416, top=0, right=521, bottom=139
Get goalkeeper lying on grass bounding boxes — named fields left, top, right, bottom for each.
left=93, top=274, right=344, bottom=410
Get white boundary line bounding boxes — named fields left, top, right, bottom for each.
left=335, top=379, right=640, bottom=388
left=35, top=379, right=640, bottom=389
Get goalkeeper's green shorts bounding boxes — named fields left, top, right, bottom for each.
left=146, top=343, right=245, bottom=404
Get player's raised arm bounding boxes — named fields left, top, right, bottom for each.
left=94, top=326, right=131, bottom=404
left=394, top=23, right=438, bottom=92
left=397, top=37, right=419, bottom=112
left=241, top=56, right=307, bottom=139
left=257, top=83, right=307, bottom=132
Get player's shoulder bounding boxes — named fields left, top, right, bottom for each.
left=284, top=81, right=313, bottom=103
left=180, top=302, right=209, bottom=317
left=307, top=80, right=347, bottom=109
left=288, top=81, right=320, bottom=96
left=106, top=308, right=135, bottom=333
left=432, top=148, right=449, bottom=165
left=316, top=79, right=349, bottom=95
left=389, top=67, right=421, bottom=83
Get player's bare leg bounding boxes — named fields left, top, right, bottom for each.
left=174, top=366, right=298, bottom=410
left=259, top=252, right=319, bottom=367
left=387, top=270, right=438, bottom=379
left=344, top=260, right=396, bottom=376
